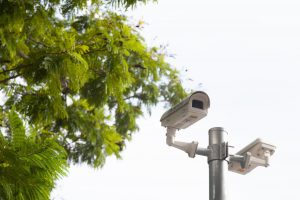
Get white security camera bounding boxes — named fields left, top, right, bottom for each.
left=160, top=91, right=210, bottom=129
left=161, top=91, right=210, bottom=158
left=229, top=138, right=276, bottom=175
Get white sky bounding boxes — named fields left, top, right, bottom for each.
left=52, top=0, right=300, bottom=199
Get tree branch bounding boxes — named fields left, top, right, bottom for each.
left=0, top=73, right=23, bottom=84
left=123, top=94, right=143, bottom=101
left=110, top=94, right=143, bottom=105
left=27, top=36, right=50, bottom=48
left=17, top=50, right=29, bottom=59
left=18, top=145, right=52, bottom=158
left=45, top=50, right=68, bottom=55
left=90, top=68, right=106, bottom=76
left=0, top=64, right=29, bottom=75
left=83, top=47, right=106, bottom=55
left=0, top=59, right=11, bottom=64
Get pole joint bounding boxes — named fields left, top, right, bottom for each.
left=207, top=142, right=229, bottom=163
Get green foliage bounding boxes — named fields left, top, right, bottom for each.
left=0, top=109, right=67, bottom=200
left=110, top=0, right=154, bottom=8
left=0, top=0, right=187, bottom=197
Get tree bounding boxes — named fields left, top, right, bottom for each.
left=0, top=0, right=186, bottom=198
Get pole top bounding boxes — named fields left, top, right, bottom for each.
left=209, top=127, right=227, bottom=134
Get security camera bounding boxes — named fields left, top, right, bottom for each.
left=160, top=91, right=210, bottom=129
left=229, top=138, right=276, bottom=175
left=161, top=91, right=210, bottom=158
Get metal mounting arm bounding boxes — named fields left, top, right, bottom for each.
left=166, top=127, right=198, bottom=158
left=230, top=150, right=271, bottom=169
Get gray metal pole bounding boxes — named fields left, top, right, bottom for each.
left=208, top=127, right=228, bottom=200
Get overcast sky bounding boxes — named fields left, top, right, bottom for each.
left=52, top=0, right=300, bottom=199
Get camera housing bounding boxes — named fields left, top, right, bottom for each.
left=229, top=138, right=276, bottom=175
left=160, top=91, right=210, bottom=129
